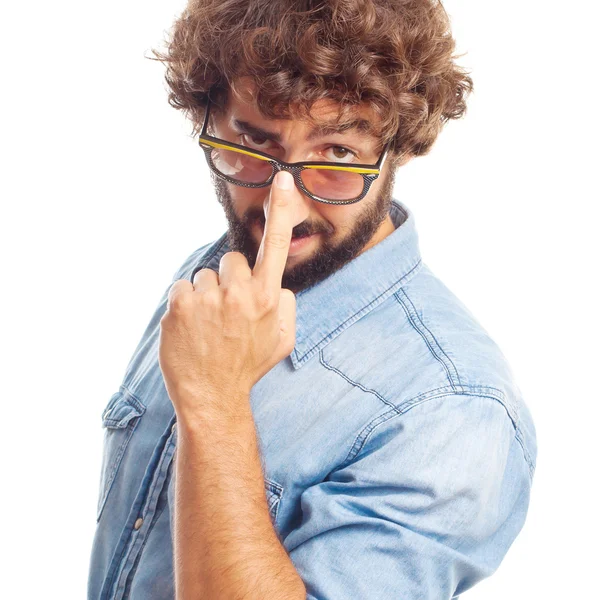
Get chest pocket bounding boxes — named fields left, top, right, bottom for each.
left=96, top=389, right=146, bottom=522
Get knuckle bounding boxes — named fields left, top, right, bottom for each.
left=219, top=251, right=243, bottom=266
left=256, top=288, right=276, bottom=312
left=169, top=292, right=194, bottom=314
left=200, top=289, right=221, bottom=308
left=192, top=269, right=207, bottom=287
left=222, top=285, right=244, bottom=308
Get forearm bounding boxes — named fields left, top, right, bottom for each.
left=173, top=390, right=306, bottom=600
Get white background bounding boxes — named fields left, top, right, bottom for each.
left=1, top=0, right=598, bottom=597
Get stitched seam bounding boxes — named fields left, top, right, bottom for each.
left=319, top=350, right=401, bottom=416
left=121, top=496, right=169, bottom=599
left=264, top=478, right=284, bottom=497
left=343, top=408, right=405, bottom=465
left=100, top=418, right=174, bottom=599
left=397, top=387, right=534, bottom=482
left=270, top=494, right=282, bottom=524
left=120, top=385, right=147, bottom=411
left=514, top=425, right=535, bottom=481
left=339, top=386, right=534, bottom=482
left=394, top=288, right=462, bottom=391
left=417, top=392, right=534, bottom=482
left=102, top=387, right=147, bottom=428
left=115, top=429, right=177, bottom=598
left=294, top=258, right=423, bottom=364
left=96, top=418, right=142, bottom=523
left=141, top=432, right=176, bottom=522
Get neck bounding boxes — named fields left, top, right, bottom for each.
left=359, top=214, right=396, bottom=256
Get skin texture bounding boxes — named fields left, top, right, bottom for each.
left=159, top=170, right=305, bottom=599
left=157, top=78, right=412, bottom=599
left=210, top=78, right=409, bottom=294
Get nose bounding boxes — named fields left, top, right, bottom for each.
left=270, top=167, right=312, bottom=230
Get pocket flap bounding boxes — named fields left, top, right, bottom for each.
left=101, top=389, right=146, bottom=429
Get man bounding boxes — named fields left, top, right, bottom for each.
left=87, top=1, right=537, bottom=598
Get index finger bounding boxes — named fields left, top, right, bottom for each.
left=253, top=170, right=295, bottom=293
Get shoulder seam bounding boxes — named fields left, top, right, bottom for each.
left=341, top=386, right=535, bottom=483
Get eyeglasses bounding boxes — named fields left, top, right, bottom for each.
left=198, top=99, right=391, bottom=205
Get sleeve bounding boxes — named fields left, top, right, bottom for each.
left=283, top=393, right=534, bottom=600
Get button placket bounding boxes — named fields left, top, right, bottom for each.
left=112, top=422, right=178, bottom=600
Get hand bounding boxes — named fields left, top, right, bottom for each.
left=158, top=171, right=297, bottom=422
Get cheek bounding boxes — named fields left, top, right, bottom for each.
left=226, top=182, right=266, bottom=202
left=318, top=204, right=360, bottom=235
left=226, top=183, right=268, bottom=215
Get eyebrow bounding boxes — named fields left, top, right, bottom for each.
left=232, top=118, right=375, bottom=143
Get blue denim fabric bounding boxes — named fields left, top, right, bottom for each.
left=87, top=198, right=537, bottom=599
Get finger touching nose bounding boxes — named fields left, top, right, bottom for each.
left=286, top=179, right=312, bottom=228
left=264, top=172, right=312, bottom=229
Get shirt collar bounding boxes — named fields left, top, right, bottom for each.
left=189, top=198, right=422, bottom=370
left=291, top=198, right=422, bottom=368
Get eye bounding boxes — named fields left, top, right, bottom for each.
left=325, top=146, right=358, bottom=162
left=240, top=134, right=275, bottom=150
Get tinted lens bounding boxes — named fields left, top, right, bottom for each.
left=301, top=168, right=365, bottom=201
left=210, top=147, right=274, bottom=184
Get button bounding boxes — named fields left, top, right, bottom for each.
left=134, top=517, right=143, bottom=530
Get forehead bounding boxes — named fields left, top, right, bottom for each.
left=226, top=77, right=382, bottom=138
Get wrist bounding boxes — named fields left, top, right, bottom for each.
left=173, top=387, right=253, bottom=434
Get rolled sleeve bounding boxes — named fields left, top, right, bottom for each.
left=284, top=393, right=533, bottom=599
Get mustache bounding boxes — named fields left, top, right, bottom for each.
left=253, top=216, right=327, bottom=238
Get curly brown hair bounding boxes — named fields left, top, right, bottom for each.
left=149, top=0, right=473, bottom=161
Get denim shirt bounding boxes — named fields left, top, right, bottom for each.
left=87, top=198, right=537, bottom=600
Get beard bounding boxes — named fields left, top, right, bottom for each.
left=211, top=167, right=397, bottom=295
